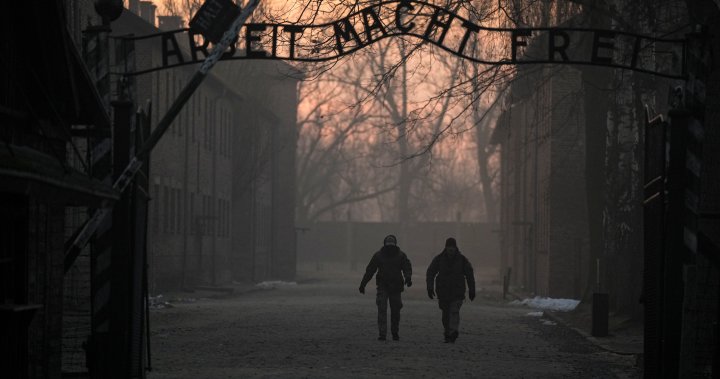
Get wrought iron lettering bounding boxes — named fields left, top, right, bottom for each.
left=114, top=0, right=688, bottom=79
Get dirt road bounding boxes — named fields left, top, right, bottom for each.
left=146, top=275, right=639, bottom=378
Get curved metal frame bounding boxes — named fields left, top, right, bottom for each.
left=114, top=0, right=687, bottom=79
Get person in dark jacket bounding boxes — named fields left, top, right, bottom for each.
left=359, top=234, right=412, bottom=341
left=426, top=237, right=475, bottom=343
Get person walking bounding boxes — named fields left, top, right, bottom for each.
left=426, top=237, right=475, bottom=343
left=359, top=234, right=412, bottom=341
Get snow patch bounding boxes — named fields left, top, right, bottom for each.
left=255, top=281, right=298, bottom=290
left=172, top=297, right=197, bottom=304
left=510, top=296, right=580, bottom=312
left=148, top=294, right=173, bottom=309
left=526, top=311, right=544, bottom=317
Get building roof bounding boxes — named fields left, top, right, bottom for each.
left=0, top=141, right=119, bottom=205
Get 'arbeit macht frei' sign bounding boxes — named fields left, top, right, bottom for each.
left=117, top=0, right=687, bottom=79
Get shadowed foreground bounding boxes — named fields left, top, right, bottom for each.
left=146, top=274, right=638, bottom=378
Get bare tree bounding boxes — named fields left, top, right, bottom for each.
left=295, top=69, right=397, bottom=224
left=160, top=0, right=202, bottom=21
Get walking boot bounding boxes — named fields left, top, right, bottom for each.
left=378, top=335, right=386, bottom=341
left=392, top=333, right=399, bottom=341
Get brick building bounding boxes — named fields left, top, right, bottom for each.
left=219, top=61, right=300, bottom=283
left=113, top=5, right=299, bottom=291
left=493, top=62, right=590, bottom=298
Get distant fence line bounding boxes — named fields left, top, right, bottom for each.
left=296, top=221, right=500, bottom=270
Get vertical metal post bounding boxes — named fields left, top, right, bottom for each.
left=591, top=292, right=609, bottom=337
left=642, top=108, right=666, bottom=378
left=109, top=98, right=134, bottom=378
left=662, top=109, right=691, bottom=377
left=591, top=255, right=608, bottom=337
left=129, top=105, right=151, bottom=378
left=80, top=23, right=115, bottom=379
left=140, top=105, right=153, bottom=373
left=502, top=267, right=511, bottom=300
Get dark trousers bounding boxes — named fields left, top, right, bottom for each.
left=439, top=300, right=463, bottom=338
left=376, top=287, right=403, bottom=336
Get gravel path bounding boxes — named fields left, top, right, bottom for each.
left=146, top=277, right=639, bottom=378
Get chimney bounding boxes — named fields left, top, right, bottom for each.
left=139, top=1, right=157, bottom=27
left=128, top=0, right=140, bottom=14
left=158, top=15, right=184, bottom=31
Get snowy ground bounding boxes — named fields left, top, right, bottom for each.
left=146, top=274, right=639, bottom=378
left=509, top=297, right=581, bottom=312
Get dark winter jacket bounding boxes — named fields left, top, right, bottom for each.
left=426, top=249, right=475, bottom=301
left=360, top=246, right=412, bottom=293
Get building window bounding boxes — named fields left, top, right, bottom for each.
left=211, top=195, right=216, bottom=236
left=225, top=199, right=230, bottom=236
left=163, top=71, right=168, bottom=115
left=201, top=194, right=207, bottom=235
left=210, top=109, right=215, bottom=151
left=170, top=187, right=176, bottom=234
left=154, top=71, right=160, bottom=127
left=222, top=109, right=227, bottom=156
left=218, top=198, right=223, bottom=237
left=189, top=192, right=195, bottom=235
left=177, top=188, right=183, bottom=233
left=227, top=111, right=231, bottom=157
left=218, top=109, right=223, bottom=156
left=222, top=110, right=226, bottom=157
left=218, top=199, right=223, bottom=237
left=227, top=200, right=231, bottom=236
left=191, top=93, right=196, bottom=142
left=177, top=79, right=184, bottom=137
left=172, top=188, right=177, bottom=233
left=163, top=185, right=169, bottom=233
left=177, top=102, right=183, bottom=138
left=222, top=199, right=230, bottom=236
left=165, top=71, right=171, bottom=121
left=227, top=112, right=233, bottom=157
left=153, top=184, right=160, bottom=232
left=204, top=97, right=209, bottom=148
left=224, top=199, right=228, bottom=236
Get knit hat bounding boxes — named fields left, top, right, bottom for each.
left=445, top=238, right=457, bottom=248
left=383, top=234, right=397, bottom=246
